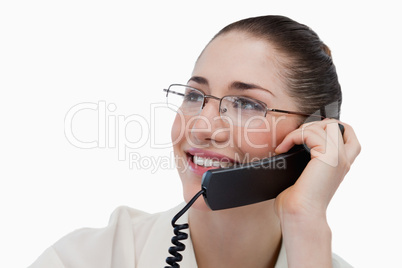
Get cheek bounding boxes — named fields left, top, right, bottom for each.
left=171, top=114, right=190, bottom=174
left=171, top=114, right=185, bottom=148
left=236, top=116, right=299, bottom=159
left=237, top=127, right=273, bottom=159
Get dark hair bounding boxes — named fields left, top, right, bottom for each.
left=210, top=15, right=342, bottom=120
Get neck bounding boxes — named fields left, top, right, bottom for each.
left=189, top=200, right=282, bottom=268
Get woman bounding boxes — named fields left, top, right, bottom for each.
left=30, top=15, right=361, bottom=268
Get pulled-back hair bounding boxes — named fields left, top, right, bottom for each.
left=210, top=15, right=342, bottom=120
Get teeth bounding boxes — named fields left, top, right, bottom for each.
left=220, top=161, right=233, bottom=168
left=193, top=155, right=234, bottom=168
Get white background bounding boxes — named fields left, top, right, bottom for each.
left=1, top=0, right=401, bottom=267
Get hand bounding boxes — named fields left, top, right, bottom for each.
left=273, top=119, right=361, bottom=267
left=274, top=119, right=360, bottom=218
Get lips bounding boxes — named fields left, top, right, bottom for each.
left=185, top=148, right=237, bottom=176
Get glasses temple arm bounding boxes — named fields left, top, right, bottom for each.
left=269, top=108, right=326, bottom=120
left=163, top=88, right=185, bottom=97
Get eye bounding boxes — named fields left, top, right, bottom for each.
left=232, top=97, right=265, bottom=112
left=184, top=89, right=203, bottom=102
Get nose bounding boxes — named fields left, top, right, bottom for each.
left=189, top=98, right=230, bottom=146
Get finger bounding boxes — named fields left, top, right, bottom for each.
left=301, top=119, right=345, bottom=150
left=341, top=122, right=361, bottom=164
left=275, top=121, right=336, bottom=154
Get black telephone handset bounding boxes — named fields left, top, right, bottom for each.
left=165, top=124, right=345, bottom=267
left=201, top=144, right=310, bottom=210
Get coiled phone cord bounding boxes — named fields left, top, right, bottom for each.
left=165, top=189, right=205, bottom=268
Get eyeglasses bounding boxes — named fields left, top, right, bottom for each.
left=163, top=84, right=324, bottom=127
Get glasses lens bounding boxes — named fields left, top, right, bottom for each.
left=167, top=85, right=204, bottom=115
left=220, top=96, right=266, bottom=127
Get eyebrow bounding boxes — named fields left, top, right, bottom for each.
left=188, top=76, right=209, bottom=85
left=188, top=76, right=274, bottom=96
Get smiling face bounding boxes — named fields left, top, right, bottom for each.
left=171, top=31, right=302, bottom=210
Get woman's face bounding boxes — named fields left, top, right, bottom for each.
left=172, top=31, right=301, bottom=210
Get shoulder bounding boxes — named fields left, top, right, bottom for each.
left=28, top=204, right=186, bottom=268
left=331, top=252, right=354, bottom=268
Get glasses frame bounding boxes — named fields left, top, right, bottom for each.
left=163, top=84, right=325, bottom=120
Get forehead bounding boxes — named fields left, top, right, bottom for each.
left=193, top=31, right=286, bottom=94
